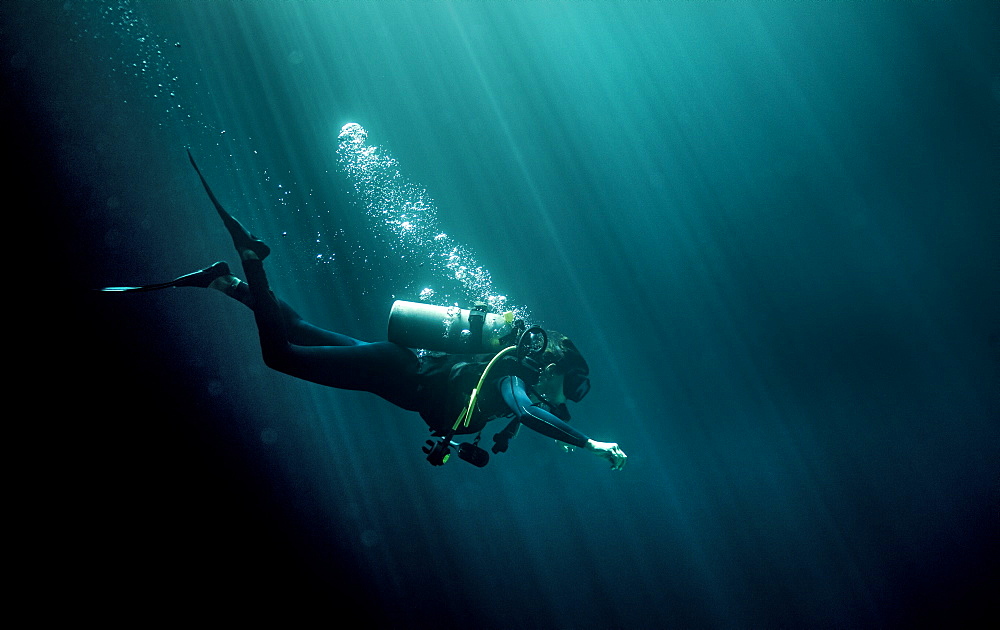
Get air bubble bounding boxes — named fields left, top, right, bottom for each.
left=336, top=123, right=530, bottom=322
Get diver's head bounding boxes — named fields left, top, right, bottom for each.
left=536, top=331, right=591, bottom=404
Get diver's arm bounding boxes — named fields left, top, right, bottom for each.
left=497, top=376, right=627, bottom=470
left=498, top=375, right=590, bottom=447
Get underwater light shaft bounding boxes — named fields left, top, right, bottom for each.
left=336, top=122, right=527, bottom=320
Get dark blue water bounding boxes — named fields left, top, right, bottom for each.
left=7, top=1, right=997, bottom=626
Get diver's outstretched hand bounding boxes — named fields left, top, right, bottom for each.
left=585, top=440, right=627, bottom=471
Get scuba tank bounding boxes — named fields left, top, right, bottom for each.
left=387, top=300, right=522, bottom=354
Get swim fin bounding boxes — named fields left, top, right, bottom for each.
left=99, top=261, right=231, bottom=292
left=187, top=149, right=270, bottom=260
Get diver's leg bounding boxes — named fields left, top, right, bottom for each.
left=212, top=274, right=363, bottom=348
left=187, top=150, right=344, bottom=347
left=188, top=152, right=419, bottom=407
left=239, top=252, right=420, bottom=409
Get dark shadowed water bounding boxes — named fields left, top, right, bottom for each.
left=6, top=1, right=997, bottom=627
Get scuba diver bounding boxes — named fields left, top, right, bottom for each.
left=102, top=151, right=627, bottom=471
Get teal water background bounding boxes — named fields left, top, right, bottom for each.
left=5, top=1, right=997, bottom=626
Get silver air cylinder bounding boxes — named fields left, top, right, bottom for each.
left=388, top=300, right=516, bottom=354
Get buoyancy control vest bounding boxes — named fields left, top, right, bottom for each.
left=389, top=300, right=552, bottom=467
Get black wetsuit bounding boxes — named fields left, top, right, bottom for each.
left=240, top=257, right=591, bottom=449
